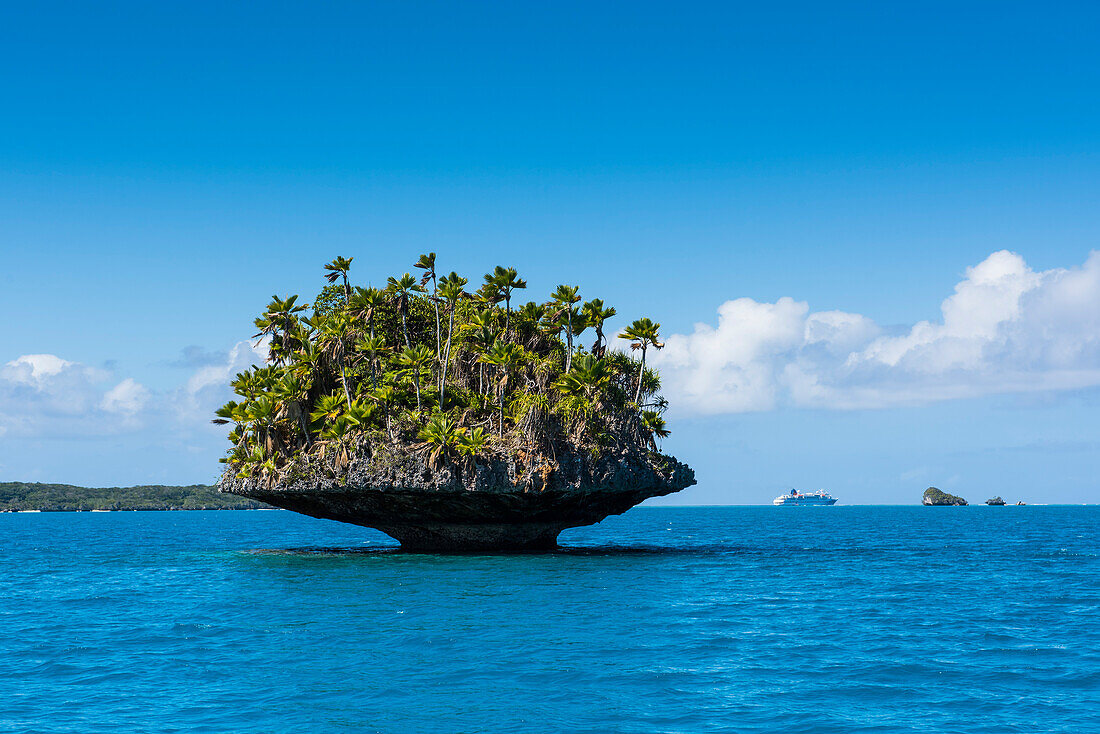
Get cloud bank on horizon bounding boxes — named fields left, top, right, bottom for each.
left=0, top=341, right=267, bottom=440
left=653, top=250, right=1100, bottom=414
left=2, top=250, right=1099, bottom=442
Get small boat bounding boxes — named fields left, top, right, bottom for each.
left=773, top=489, right=837, bottom=506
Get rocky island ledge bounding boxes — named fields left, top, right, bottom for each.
left=222, top=445, right=693, bottom=550
left=219, top=255, right=695, bottom=550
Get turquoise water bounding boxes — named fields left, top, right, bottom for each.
left=1, top=506, right=1097, bottom=733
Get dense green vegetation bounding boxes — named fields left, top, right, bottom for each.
left=0, top=483, right=268, bottom=512
left=922, top=486, right=968, bottom=506
left=219, top=254, right=670, bottom=483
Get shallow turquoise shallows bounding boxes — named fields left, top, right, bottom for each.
left=2, top=506, right=1097, bottom=733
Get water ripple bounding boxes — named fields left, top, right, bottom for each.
left=0, top=506, right=1097, bottom=733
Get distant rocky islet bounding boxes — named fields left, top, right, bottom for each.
left=922, top=487, right=968, bottom=506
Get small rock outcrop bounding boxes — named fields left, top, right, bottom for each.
left=985, top=496, right=1006, bottom=506
left=222, top=446, right=694, bottom=550
left=922, top=486, right=968, bottom=506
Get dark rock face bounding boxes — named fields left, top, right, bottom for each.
left=985, top=496, right=1006, bottom=506
left=922, top=486, right=968, bottom=506
left=221, top=447, right=695, bottom=551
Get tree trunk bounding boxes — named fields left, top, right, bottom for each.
left=565, top=321, right=573, bottom=372
left=432, top=274, right=441, bottom=361
left=297, top=409, right=312, bottom=447
left=368, top=316, right=378, bottom=388
left=634, top=347, right=647, bottom=402
left=341, top=366, right=353, bottom=408
left=440, top=307, right=455, bottom=405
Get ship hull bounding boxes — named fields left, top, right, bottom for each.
left=773, top=497, right=838, bottom=506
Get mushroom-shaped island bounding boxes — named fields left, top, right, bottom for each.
left=217, top=255, right=695, bottom=550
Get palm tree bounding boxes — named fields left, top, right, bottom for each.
left=419, top=412, right=461, bottom=469
left=437, top=271, right=468, bottom=404
left=319, top=415, right=357, bottom=468
left=246, top=394, right=280, bottom=455
left=241, top=445, right=280, bottom=485
left=518, top=301, right=546, bottom=324
left=289, top=339, right=322, bottom=388
left=354, top=334, right=387, bottom=389
left=640, top=410, right=670, bottom=451
left=366, top=383, right=397, bottom=438
left=349, top=286, right=385, bottom=339
left=344, top=398, right=376, bottom=429
left=565, top=308, right=588, bottom=357
left=310, top=392, right=345, bottom=433
left=555, top=353, right=610, bottom=401
left=455, top=426, right=489, bottom=470
left=349, top=286, right=387, bottom=385
left=324, top=256, right=354, bottom=302
left=273, top=372, right=313, bottom=446
left=480, top=342, right=522, bottom=437
left=317, top=311, right=358, bottom=407
left=415, top=253, right=442, bottom=362
left=619, top=318, right=664, bottom=402
left=474, top=281, right=503, bottom=310
left=300, top=312, right=325, bottom=342
left=549, top=285, right=582, bottom=372
left=554, top=353, right=610, bottom=439
left=395, top=345, right=434, bottom=411
left=582, top=298, right=617, bottom=357
left=464, top=310, right=499, bottom=395
left=386, top=273, right=423, bottom=348
left=212, top=400, right=252, bottom=454
left=212, top=400, right=242, bottom=427
left=485, top=266, right=527, bottom=338
left=254, top=295, right=307, bottom=364
left=230, top=370, right=261, bottom=401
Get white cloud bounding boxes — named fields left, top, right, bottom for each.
left=101, top=378, right=150, bottom=415
left=652, top=250, right=1100, bottom=414
left=0, top=339, right=267, bottom=439
left=173, top=338, right=268, bottom=425
left=0, top=354, right=130, bottom=436
left=2, top=354, right=75, bottom=385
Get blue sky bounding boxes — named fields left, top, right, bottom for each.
left=2, top=1, right=1099, bottom=503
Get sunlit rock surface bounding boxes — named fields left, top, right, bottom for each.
left=221, top=447, right=695, bottom=550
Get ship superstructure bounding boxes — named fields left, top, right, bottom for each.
left=773, top=489, right=837, bottom=506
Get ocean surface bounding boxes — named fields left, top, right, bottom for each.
left=1, top=506, right=1097, bottom=733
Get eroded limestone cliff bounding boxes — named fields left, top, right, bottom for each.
left=222, top=446, right=694, bottom=550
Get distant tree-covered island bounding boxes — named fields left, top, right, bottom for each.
left=0, top=482, right=268, bottom=512
left=922, top=486, right=968, bottom=506
left=218, top=254, right=695, bottom=549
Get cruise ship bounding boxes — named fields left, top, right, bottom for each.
left=773, top=489, right=837, bottom=506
